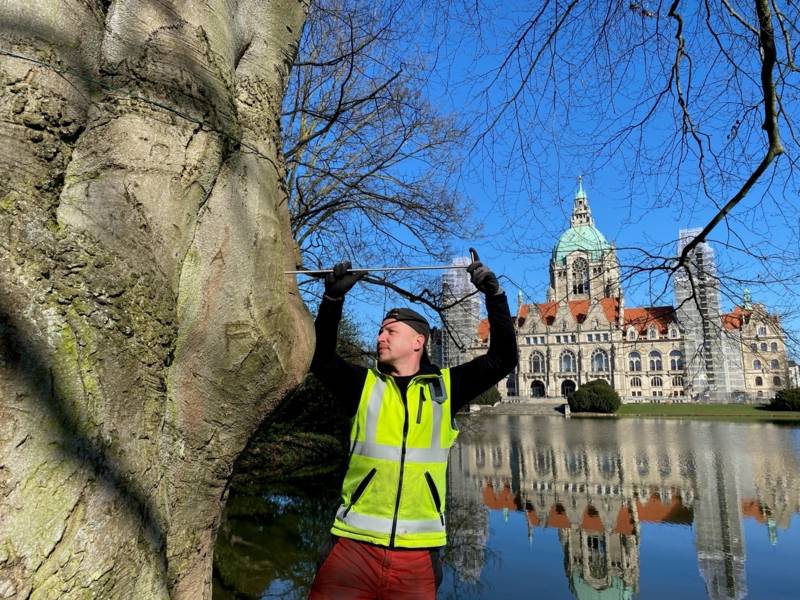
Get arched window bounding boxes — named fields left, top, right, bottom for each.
left=672, top=375, right=684, bottom=387
left=560, top=350, right=576, bottom=373
left=758, top=325, right=767, bottom=336
left=770, top=359, right=779, bottom=369
left=572, top=258, right=590, bottom=295
left=651, top=376, right=663, bottom=387
left=592, top=349, right=609, bottom=372
left=771, top=342, right=778, bottom=352
left=760, top=342, right=768, bottom=352
left=630, top=376, right=642, bottom=387
left=755, top=376, right=763, bottom=386
left=669, top=325, right=679, bottom=339
left=529, top=352, right=545, bottom=374
left=753, top=359, right=762, bottom=370
left=669, top=350, right=684, bottom=370
left=627, top=328, right=637, bottom=341
left=561, top=320, right=568, bottom=332
left=649, top=351, right=662, bottom=371
left=647, top=325, right=658, bottom=340
left=774, top=376, right=782, bottom=386
left=628, top=352, right=641, bottom=372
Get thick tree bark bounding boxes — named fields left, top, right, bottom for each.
left=0, top=1, right=312, bottom=598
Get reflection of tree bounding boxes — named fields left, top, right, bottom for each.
left=212, top=478, right=342, bottom=600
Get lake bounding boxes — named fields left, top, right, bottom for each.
left=213, top=415, right=800, bottom=599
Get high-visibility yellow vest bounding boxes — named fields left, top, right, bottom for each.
left=331, top=367, right=459, bottom=548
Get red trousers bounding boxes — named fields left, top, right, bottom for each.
left=308, top=536, right=442, bottom=600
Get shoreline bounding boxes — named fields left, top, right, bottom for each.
left=467, top=401, right=800, bottom=421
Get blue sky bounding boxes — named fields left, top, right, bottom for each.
left=311, top=1, right=800, bottom=357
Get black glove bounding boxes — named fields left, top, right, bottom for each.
left=467, top=260, right=502, bottom=296
left=324, top=261, right=365, bottom=300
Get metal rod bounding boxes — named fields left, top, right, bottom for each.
left=285, top=264, right=468, bottom=275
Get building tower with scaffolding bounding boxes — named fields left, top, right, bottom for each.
left=440, top=257, right=481, bottom=368
left=674, top=229, right=745, bottom=402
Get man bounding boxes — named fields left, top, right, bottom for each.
left=309, top=255, right=517, bottom=599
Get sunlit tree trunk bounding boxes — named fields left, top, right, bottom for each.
left=0, top=1, right=312, bottom=597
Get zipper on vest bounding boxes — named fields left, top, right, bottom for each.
left=342, top=467, right=377, bottom=518
left=389, top=382, right=410, bottom=547
left=416, top=387, right=425, bottom=424
left=424, top=471, right=445, bottom=525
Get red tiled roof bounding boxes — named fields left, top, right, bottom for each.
left=477, top=319, right=490, bottom=343
left=636, top=493, right=692, bottom=524
left=741, top=499, right=767, bottom=523
left=721, top=306, right=751, bottom=331
left=581, top=506, right=604, bottom=533
left=482, top=483, right=517, bottom=510
left=515, top=298, right=621, bottom=329
left=614, top=506, right=635, bottom=535
left=623, top=306, right=677, bottom=334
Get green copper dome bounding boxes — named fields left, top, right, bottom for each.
left=553, top=225, right=611, bottom=264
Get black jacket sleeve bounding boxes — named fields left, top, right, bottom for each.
left=309, top=297, right=368, bottom=415
left=449, top=292, right=518, bottom=413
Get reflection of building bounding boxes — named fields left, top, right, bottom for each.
left=463, top=179, right=789, bottom=402
left=448, top=416, right=800, bottom=598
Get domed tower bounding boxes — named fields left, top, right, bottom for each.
left=548, top=178, right=620, bottom=303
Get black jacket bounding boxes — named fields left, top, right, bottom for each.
left=310, top=293, right=518, bottom=413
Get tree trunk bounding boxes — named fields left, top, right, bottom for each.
left=0, top=1, right=312, bottom=598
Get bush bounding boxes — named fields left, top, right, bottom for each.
left=568, top=379, right=621, bottom=414
left=471, top=386, right=502, bottom=406
left=768, top=388, right=800, bottom=411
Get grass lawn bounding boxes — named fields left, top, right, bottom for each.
left=615, top=403, right=800, bottom=421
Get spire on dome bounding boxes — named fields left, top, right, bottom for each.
left=571, top=175, right=594, bottom=227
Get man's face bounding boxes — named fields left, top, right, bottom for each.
left=377, top=319, right=425, bottom=366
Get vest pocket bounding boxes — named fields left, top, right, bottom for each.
left=342, top=467, right=377, bottom=518
left=424, top=471, right=444, bottom=525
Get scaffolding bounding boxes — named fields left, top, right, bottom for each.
left=440, top=257, right=481, bottom=367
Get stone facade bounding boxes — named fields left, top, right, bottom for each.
left=459, top=181, right=790, bottom=402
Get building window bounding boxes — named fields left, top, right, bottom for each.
left=649, top=351, right=663, bottom=371
left=755, top=376, right=763, bottom=386
left=648, top=325, right=658, bottom=340
left=672, top=375, right=684, bottom=387
left=587, top=334, right=593, bottom=342
left=603, top=333, right=609, bottom=341
left=774, top=376, right=782, bottom=386
left=651, top=376, right=663, bottom=387
left=627, top=328, right=637, bottom=341
left=753, top=359, right=762, bottom=370
left=750, top=343, right=757, bottom=351
left=771, top=342, right=778, bottom=352
left=572, top=258, right=590, bottom=295
left=760, top=342, right=768, bottom=352
left=561, top=320, right=567, bottom=332
left=529, top=352, right=545, bottom=374
left=555, top=335, right=561, bottom=343
left=628, top=352, right=641, bottom=372
left=593, top=318, right=599, bottom=329
left=669, top=350, right=684, bottom=370
left=630, top=376, right=642, bottom=387
left=592, top=349, right=609, bottom=372
left=560, top=350, right=577, bottom=373
left=758, top=325, right=767, bottom=336
left=669, top=326, right=679, bottom=339
left=771, top=359, right=779, bottom=369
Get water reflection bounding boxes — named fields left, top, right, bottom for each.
left=447, top=416, right=800, bottom=599
left=212, top=417, right=800, bottom=599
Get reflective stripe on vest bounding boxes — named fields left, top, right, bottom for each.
left=332, top=368, right=457, bottom=548
left=349, top=374, right=450, bottom=463
left=335, top=505, right=446, bottom=535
